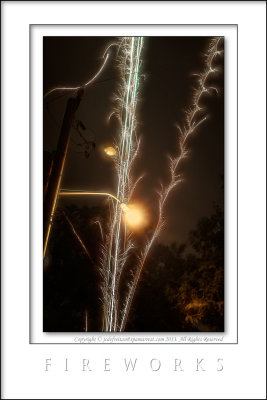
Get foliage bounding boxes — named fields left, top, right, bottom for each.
left=165, top=205, right=224, bottom=331
left=43, top=203, right=224, bottom=332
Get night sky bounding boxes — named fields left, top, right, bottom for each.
left=44, top=36, right=224, bottom=244
left=43, top=36, right=224, bottom=332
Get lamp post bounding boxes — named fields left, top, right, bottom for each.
left=43, top=89, right=84, bottom=258
left=58, top=190, right=144, bottom=228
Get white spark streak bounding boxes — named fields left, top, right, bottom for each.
left=119, top=37, right=223, bottom=332
left=91, top=219, right=104, bottom=241
left=62, top=210, right=93, bottom=262
left=85, top=310, right=88, bottom=332
left=44, top=43, right=117, bottom=98
left=100, top=37, right=144, bottom=332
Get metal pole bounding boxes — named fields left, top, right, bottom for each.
left=43, top=88, right=84, bottom=258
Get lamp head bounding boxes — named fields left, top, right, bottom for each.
left=120, top=202, right=144, bottom=228
left=104, top=146, right=117, bottom=156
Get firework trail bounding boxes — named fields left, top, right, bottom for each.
left=100, top=37, right=144, bottom=332
left=85, top=309, right=88, bottom=332
left=44, top=43, right=116, bottom=98
left=44, top=36, right=222, bottom=332
left=119, top=37, right=224, bottom=332
left=91, top=218, right=104, bottom=241
left=43, top=36, right=144, bottom=332
left=61, top=209, right=93, bottom=262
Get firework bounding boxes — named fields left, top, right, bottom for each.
left=119, top=37, right=224, bottom=332
left=44, top=36, right=223, bottom=333
left=61, top=209, right=93, bottom=262
left=100, top=37, right=144, bottom=332
left=44, top=43, right=116, bottom=98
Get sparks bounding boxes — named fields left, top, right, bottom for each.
left=61, top=209, right=93, bottom=262
left=45, top=36, right=223, bottom=333
left=119, top=37, right=224, bottom=332
left=100, top=37, right=144, bottom=332
left=85, top=309, right=88, bottom=332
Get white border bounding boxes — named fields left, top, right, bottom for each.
left=2, top=2, right=266, bottom=399
left=31, top=24, right=237, bottom=344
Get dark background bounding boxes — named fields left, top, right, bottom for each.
left=43, top=36, right=224, bottom=332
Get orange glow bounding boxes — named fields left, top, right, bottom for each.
left=104, top=146, right=117, bottom=156
left=120, top=203, right=146, bottom=229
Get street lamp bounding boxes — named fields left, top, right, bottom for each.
left=43, top=191, right=145, bottom=259
left=104, top=146, right=117, bottom=156
left=120, top=203, right=143, bottom=228
left=59, top=190, right=145, bottom=229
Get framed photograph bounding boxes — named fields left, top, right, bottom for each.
left=34, top=25, right=234, bottom=344
left=1, top=1, right=266, bottom=399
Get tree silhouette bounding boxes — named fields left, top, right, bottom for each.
left=166, top=204, right=224, bottom=331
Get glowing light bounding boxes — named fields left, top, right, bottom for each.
left=60, top=189, right=145, bottom=229
left=104, top=146, right=117, bottom=156
left=120, top=203, right=144, bottom=228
